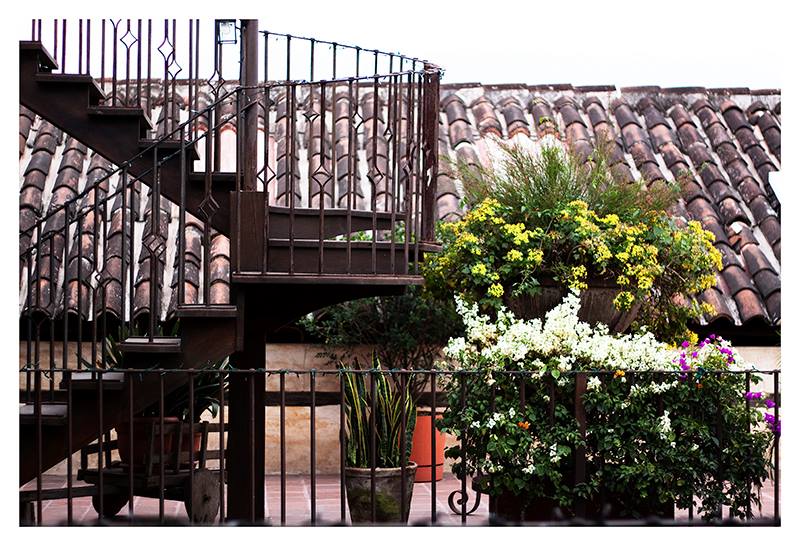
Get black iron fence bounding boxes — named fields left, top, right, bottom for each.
left=19, top=367, right=780, bottom=526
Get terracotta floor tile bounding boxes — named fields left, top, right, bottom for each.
left=27, top=473, right=777, bottom=526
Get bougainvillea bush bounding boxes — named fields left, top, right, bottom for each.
left=437, top=292, right=776, bottom=520
left=424, top=143, right=723, bottom=344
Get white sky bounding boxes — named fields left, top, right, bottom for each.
left=247, top=0, right=787, bottom=89
left=12, top=0, right=788, bottom=89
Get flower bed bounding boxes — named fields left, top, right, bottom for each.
left=437, top=293, right=777, bottom=521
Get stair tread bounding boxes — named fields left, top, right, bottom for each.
left=59, top=371, right=126, bottom=391
left=33, top=73, right=104, bottom=101
left=19, top=402, right=68, bottom=425
left=175, top=304, right=238, bottom=318
left=188, top=171, right=237, bottom=184
left=118, top=336, right=182, bottom=353
left=139, top=138, right=200, bottom=161
left=20, top=41, right=58, bottom=71
left=87, top=105, right=154, bottom=130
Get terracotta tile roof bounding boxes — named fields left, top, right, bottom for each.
left=433, top=84, right=780, bottom=331
left=18, top=83, right=781, bottom=334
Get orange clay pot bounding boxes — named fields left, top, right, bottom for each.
left=409, top=408, right=445, bottom=482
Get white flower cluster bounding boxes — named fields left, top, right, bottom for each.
left=444, top=291, right=676, bottom=374
left=657, top=410, right=672, bottom=441
left=630, top=380, right=678, bottom=397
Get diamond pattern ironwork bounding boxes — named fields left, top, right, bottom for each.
left=311, top=166, right=333, bottom=190
left=142, top=232, right=167, bottom=259
left=303, top=107, right=321, bottom=127
left=367, top=167, right=385, bottom=186
left=198, top=195, right=220, bottom=222
left=120, top=29, right=138, bottom=50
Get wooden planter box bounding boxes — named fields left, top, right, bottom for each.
left=505, top=278, right=641, bottom=333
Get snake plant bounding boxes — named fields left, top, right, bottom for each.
left=342, top=356, right=416, bottom=468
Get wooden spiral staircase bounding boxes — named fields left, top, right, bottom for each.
left=19, top=19, right=441, bottom=521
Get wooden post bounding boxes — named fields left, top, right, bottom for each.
left=226, top=20, right=265, bottom=523
left=241, top=19, right=259, bottom=192
left=226, top=288, right=266, bottom=522
left=421, top=63, right=440, bottom=243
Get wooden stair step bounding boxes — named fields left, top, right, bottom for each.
left=175, top=304, right=238, bottom=319
left=58, top=371, right=126, bottom=391
left=19, top=40, right=58, bottom=71
left=188, top=171, right=237, bottom=186
left=87, top=105, right=153, bottom=131
left=19, top=403, right=68, bottom=425
left=33, top=73, right=104, bottom=102
left=139, top=138, right=200, bottom=161
left=118, top=336, right=182, bottom=354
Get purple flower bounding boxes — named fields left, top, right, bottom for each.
left=765, top=399, right=776, bottom=409
left=710, top=334, right=716, bottom=340
left=691, top=351, right=698, bottom=359
left=745, top=391, right=763, bottom=401
left=681, top=363, right=690, bottom=371
left=681, top=341, right=690, bottom=348
left=764, top=413, right=775, bottom=424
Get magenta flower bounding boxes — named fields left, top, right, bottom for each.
left=681, top=341, right=690, bottom=348
left=765, top=399, right=776, bottom=409
left=745, top=391, right=763, bottom=401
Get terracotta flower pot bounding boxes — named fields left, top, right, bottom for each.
left=116, top=416, right=202, bottom=468
left=409, top=408, right=445, bottom=482
left=506, top=278, right=641, bottom=333
left=345, top=462, right=417, bottom=524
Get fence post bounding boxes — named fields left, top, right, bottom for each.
left=773, top=370, right=780, bottom=524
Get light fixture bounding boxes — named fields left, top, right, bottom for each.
left=215, top=19, right=238, bottom=44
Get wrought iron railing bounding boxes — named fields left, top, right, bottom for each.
left=19, top=368, right=780, bottom=526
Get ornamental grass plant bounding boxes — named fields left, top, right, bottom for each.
left=437, top=293, right=776, bottom=521
left=456, top=139, right=678, bottom=228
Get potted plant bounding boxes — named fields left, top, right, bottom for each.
left=342, top=358, right=418, bottom=524
left=302, top=285, right=462, bottom=482
left=425, top=141, right=722, bottom=344
left=438, top=293, right=774, bottom=522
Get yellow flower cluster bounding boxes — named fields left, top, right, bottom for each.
left=424, top=195, right=724, bottom=340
